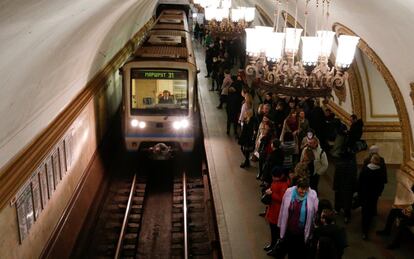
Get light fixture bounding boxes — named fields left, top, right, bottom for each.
left=198, top=0, right=255, bottom=38
left=245, top=0, right=360, bottom=98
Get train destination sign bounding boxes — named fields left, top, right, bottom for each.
left=132, top=69, right=187, bottom=80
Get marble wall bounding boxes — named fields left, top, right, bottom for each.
left=0, top=26, right=129, bottom=256
left=356, top=131, right=403, bottom=165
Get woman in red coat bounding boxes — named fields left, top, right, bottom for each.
left=264, top=168, right=290, bottom=254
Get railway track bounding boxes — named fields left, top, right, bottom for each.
left=87, top=174, right=147, bottom=258
left=172, top=172, right=215, bottom=258
left=85, top=161, right=220, bottom=258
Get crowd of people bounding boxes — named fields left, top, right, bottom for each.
left=195, top=21, right=413, bottom=258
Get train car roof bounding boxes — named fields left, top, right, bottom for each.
left=131, top=30, right=195, bottom=65
left=153, top=9, right=188, bottom=32
left=157, top=0, right=190, bottom=5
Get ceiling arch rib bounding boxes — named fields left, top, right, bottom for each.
left=333, top=22, right=412, bottom=163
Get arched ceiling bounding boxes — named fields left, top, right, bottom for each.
left=1, top=0, right=414, bottom=169
left=0, top=0, right=157, bottom=169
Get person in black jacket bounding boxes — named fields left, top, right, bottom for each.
left=238, top=110, right=256, bottom=168
left=226, top=76, right=243, bottom=136
left=346, top=114, right=363, bottom=151
left=262, top=139, right=284, bottom=185
left=313, top=209, right=347, bottom=259
left=205, top=45, right=214, bottom=78
left=333, top=151, right=357, bottom=224
left=358, top=154, right=387, bottom=240
left=377, top=184, right=414, bottom=249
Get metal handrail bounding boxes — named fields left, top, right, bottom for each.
left=114, top=174, right=137, bottom=259
left=183, top=171, right=189, bottom=259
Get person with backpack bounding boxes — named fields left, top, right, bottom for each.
left=300, top=138, right=328, bottom=193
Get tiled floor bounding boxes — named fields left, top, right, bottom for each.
left=194, top=41, right=413, bottom=259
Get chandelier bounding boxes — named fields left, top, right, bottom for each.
left=245, top=0, right=359, bottom=98
left=193, top=0, right=255, bottom=37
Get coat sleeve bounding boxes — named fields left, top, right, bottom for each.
left=315, top=150, right=329, bottom=175
left=278, top=188, right=291, bottom=239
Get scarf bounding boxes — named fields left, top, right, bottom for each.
left=291, top=187, right=308, bottom=227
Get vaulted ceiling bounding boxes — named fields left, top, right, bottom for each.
left=0, top=0, right=413, bottom=168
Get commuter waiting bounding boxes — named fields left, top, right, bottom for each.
left=277, top=177, right=319, bottom=258
left=263, top=168, right=290, bottom=256
left=358, top=154, right=387, bottom=240
left=300, top=137, right=328, bottom=193
left=376, top=184, right=414, bottom=249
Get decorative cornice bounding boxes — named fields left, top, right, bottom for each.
left=401, top=160, right=414, bottom=181
left=410, top=82, right=414, bottom=106
left=364, top=122, right=401, bottom=132
left=333, top=22, right=413, bottom=163
left=0, top=18, right=154, bottom=210
left=347, top=62, right=364, bottom=120
left=281, top=11, right=304, bottom=29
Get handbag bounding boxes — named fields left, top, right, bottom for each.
left=261, top=193, right=272, bottom=205
left=352, top=139, right=368, bottom=153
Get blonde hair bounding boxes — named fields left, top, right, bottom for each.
left=244, top=93, right=253, bottom=108
left=370, top=153, right=381, bottom=165
left=294, top=162, right=309, bottom=178
left=302, top=147, right=315, bottom=162
left=244, top=109, right=254, bottom=121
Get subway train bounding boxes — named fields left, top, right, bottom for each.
left=120, top=7, right=198, bottom=157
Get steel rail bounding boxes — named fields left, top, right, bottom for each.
left=114, top=174, right=137, bottom=259
left=183, top=171, right=189, bottom=259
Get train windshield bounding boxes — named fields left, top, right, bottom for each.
left=130, top=69, right=189, bottom=115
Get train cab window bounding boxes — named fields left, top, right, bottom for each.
left=130, top=69, right=188, bottom=115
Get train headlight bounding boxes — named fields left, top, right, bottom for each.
left=138, top=121, right=146, bottom=129
left=181, top=119, right=189, bottom=128
left=131, top=119, right=139, bottom=127
left=173, top=119, right=189, bottom=130
left=173, top=121, right=181, bottom=130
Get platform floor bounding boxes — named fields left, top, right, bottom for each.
left=194, top=41, right=413, bottom=259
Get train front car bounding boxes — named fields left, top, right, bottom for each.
left=121, top=10, right=197, bottom=159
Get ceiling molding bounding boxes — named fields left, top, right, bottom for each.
left=254, top=4, right=273, bottom=26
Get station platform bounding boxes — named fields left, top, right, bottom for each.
left=194, top=42, right=413, bottom=259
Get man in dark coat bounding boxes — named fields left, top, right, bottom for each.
left=346, top=114, right=363, bottom=151
left=309, top=101, right=328, bottom=150
left=205, top=45, right=214, bottom=78
left=226, top=76, right=243, bottom=135
left=313, top=209, right=348, bottom=258
left=333, top=151, right=357, bottom=223
left=377, top=184, right=414, bottom=249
